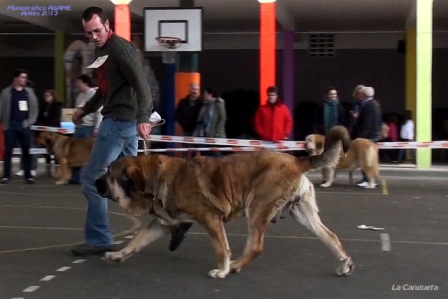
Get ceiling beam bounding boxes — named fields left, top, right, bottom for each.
left=276, top=1, right=295, bottom=30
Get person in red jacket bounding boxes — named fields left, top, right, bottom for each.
left=254, top=86, right=293, bottom=142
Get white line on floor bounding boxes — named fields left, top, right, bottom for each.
left=40, top=275, right=56, bottom=282
left=22, top=286, right=40, bottom=292
left=56, top=266, right=71, bottom=272
left=72, top=259, right=86, bottom=264
left=124, top=235, right=134, bottom=239
left=316, top=191, right=384, bottom=196
left=380, top=233, right=392, bottom=251
left=188, top=232, right=448, bottom=246
left=113, top=240, right=125, bottom=244
left=0, top=225, right=83, bottom=231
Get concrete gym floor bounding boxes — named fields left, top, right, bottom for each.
left=0, top=164, right=447, bottom=299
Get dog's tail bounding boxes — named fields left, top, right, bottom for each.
left=325, top=125, right=351, bottom=153
left=298, top=126, right=343, bottom=172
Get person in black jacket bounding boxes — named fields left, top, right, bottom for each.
left=175, top=83, right=203, bottom=136
left=355, top=86, right=382, bottom=187
left=37, top=89, right=62, bottom=172
left=174, top=83, right=203, bottom=158
left=317, top=87, right=346, bottom=134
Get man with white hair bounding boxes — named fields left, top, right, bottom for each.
left=354, top=86, right=382, bottom=187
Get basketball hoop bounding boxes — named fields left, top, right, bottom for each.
left=156, top=36, right=182, bottom=64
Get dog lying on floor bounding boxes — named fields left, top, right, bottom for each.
left=305, top=126, right=380, bottom=188
left=35, top=131, right=94, bottom=185
left=95, top=126, right=354, bottom=279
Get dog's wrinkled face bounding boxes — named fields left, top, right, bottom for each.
left=305, top=135, right=324, bottom=156
left=35, top=132, right=57, bottom=153
left=95, top=157, right=155, bottom=216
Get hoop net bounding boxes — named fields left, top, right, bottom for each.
left=156, top=36, right=181, bottom=64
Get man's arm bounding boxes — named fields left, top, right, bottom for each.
left=0, top=90, right=5, bottom=122
left=116, top=43, right=153, bottom=124
left=25, top=88, right=39, bottom=127
left=283, top=106, right=293, bottom=138
left=81, top=88, right=103, bottom=116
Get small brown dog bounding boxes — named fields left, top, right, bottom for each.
left=35, top=132, right=94, bottom=185
left=305, top=126, right=380, bottom=188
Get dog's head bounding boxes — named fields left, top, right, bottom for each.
left=95, top=155, right=161, bottom=215
left=305, top=134, right=325, bottom=156
left=35, top=131, right=59, bottom=153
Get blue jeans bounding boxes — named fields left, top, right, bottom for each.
left=3, top=121, right=32, bottom=180
left=71, top=126, right=95, bottom=183
left=80, top=118, right=138, bottom=247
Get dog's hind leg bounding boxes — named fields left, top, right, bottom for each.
left=201, top=215, right=231, bottom=279
left=105, top=219, right=168, bottom=262
left=290, top=184, right=354, bottom=276
left=320, top=167, right=334, bottom=188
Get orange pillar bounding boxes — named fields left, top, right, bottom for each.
left=259, top=1, right=276, bottom=105
left=114, top=4, right=131, bottom=41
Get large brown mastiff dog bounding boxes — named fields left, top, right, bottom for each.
left=305, top=126, right=380, bottom=188
left=95, top=127, right=354, bottom=279
left=35, top=131, right=94, bottom=185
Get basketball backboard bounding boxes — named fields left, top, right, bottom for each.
left=144, top=7, right=203, bottom=52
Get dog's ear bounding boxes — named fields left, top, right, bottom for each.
left=123, top=164, right=145, bottom=192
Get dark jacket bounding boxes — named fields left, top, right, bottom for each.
left=175, top=96, right=203, bottom=134
left=355, top=99, right=382, bottom=141
left=37, top=101, right=62, bottom=127
left=316, top=102, right=347, bottom=134
left=82, top=32, right=153, bottom=124
left=193, top=98, right=226, bottom=138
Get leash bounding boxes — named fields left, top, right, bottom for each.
left=142, top=118, right=166, bottom=156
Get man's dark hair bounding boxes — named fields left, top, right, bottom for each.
left=205, top=87, right=219, bottom=98
left=82, top=7, right=108, bottom=24
left=13, top=69, right=27, bottom=78
left=77, top=74, right=93, bottom=87
left=267, top=86, right=278, bottom=94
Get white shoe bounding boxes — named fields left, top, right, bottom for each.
left=357, top=181, right=368, bottom=187
left=15, top=170, right=24, bottom=176
left=31, top=170, right=37, bottom=177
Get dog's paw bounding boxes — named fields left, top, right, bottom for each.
left=207, top=269, right=229, bottom=279
left=55, top=180, right=69, bottom=185
left=336, top=257, right=354, bottom=277
left=320, top=182, right=331, bottom=188
left=229, top=260, right=242, bottom=273
left=104, top=251, right=126, bottom=262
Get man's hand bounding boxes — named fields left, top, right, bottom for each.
left=72, top=109, right=84, bottom=125
left=137, top=123, right=152, bottom=140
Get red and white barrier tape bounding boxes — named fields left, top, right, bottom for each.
left=30, top=125, right=448, bottom=150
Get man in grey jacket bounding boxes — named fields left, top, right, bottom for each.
left=0, top=69, right=38, bottom=184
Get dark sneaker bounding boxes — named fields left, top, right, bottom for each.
left=1, top=178, right=10, bottom=184
left=169, top=223, right=193, bottom=252
left=26, top=179, right=35, bottom=184
left=71, top=243, right=114, bottom=257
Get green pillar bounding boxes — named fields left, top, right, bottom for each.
left=415, top=0, right=433, bottom=168
left=54, top=30, right=66, bottom=105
